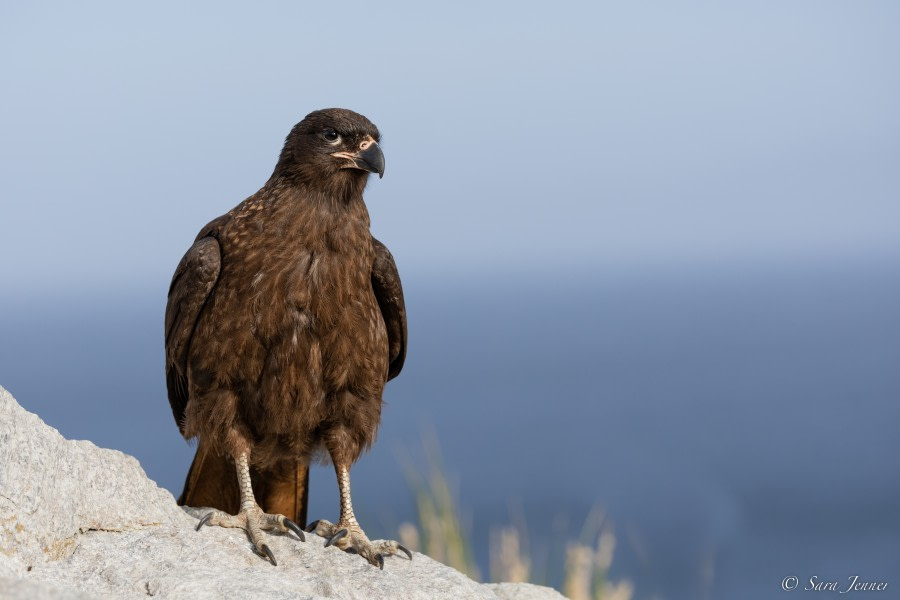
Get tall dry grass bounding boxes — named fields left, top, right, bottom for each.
left=396, top=434, right=480, bottom=579
left=396, top=437, right=633, bottom=600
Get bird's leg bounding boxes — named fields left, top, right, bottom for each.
left=195, top=451, right=305, bottom=565
left=307, top=463, right=412, bottom=569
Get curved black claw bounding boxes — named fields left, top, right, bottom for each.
left=376, top=554, right=385, bottom=570
left=196, top=513, right=213, bottom=532
left=304, top=520, right=320, bottom=533
left=398, top=544, right=413, bottom=560
left=325, top=528, right=349, bottom=548
left=260, top=543, right=277, bottom=566
left=284, top=518, right=306, bottom=542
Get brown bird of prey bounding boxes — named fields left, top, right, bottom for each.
left=164, top=108, right=409, bottom=568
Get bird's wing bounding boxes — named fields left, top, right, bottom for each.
left=165, top=234, right=222, bottom=433
left=371, top=237, right=407, bottom=381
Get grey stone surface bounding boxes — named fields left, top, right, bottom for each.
left=0, top=577, right=110, bottom=600
left=487, top=583, right=569, bottom=600
left=0, top=386, right=189, bottom=572
left=0, top=386, right=566, bottom=599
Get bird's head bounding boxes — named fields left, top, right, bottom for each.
left=273, top=108, right=384, bottom=193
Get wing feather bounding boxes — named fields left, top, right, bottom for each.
left=165, top=235, right=222, bottom=433
left=371, top=237, right=407, bottom=381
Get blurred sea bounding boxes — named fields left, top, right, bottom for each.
left=2, top=256, right=898, bottom=600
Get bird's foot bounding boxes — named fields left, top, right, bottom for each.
left=196, top=506, right=305, bottom=566
left=306, top=519, right=412, bottom=569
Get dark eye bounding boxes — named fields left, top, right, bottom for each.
left=323, top=128, right=340, bottom=143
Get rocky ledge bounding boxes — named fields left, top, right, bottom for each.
left=0, top=386, right=564, bottom=600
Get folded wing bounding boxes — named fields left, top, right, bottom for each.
left=371, top=237, right=407, bottom=381
left=165, top=234, right=222, bottom=433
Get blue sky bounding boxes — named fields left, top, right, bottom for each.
left=2, top=1, right=899, bottom=296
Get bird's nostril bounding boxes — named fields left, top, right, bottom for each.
left=359, top=140, right=372, bottom=150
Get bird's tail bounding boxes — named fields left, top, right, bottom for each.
left=178, top=441, right=310, bottom=528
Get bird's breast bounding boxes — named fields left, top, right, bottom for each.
left=211, top=197, right=386, bottom=383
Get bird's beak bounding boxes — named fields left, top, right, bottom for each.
left=331, top=138, right=385, bottom=179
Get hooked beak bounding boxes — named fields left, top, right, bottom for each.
left=331, top=138, right=385, bottom=179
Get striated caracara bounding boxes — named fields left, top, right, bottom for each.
left=164, top=108, right=409, bottom=567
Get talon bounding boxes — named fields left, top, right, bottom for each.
left=196, top=513, right=213, bottom=531
left=376, top=554, right=384, bottom=570
left=284, top=518, right=306, bottom=542
left=325, top=528, right=349, bottom=548
left=398, top=544, right=413, bottom=560
left=260, top=543, right=277, bottom=566
left=304, top=520, right=320, bottom=533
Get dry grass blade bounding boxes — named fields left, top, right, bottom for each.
left=397, top=431, right=480, bottom=579
left=398, top=435, right=635, bottom=599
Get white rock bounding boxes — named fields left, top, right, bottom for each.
left=487, top=583, right=569, bottom=600
left=0, top=386, right=565, bottom=599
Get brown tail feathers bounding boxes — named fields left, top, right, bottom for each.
left=178, top=441, right=309, bottom=528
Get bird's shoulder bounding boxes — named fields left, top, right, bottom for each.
left=192, top=188, right=275, bottom=243
left=193, top=211, right=232, bottom=242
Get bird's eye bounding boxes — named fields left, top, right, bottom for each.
left=323, top=128, right=340, bottom=143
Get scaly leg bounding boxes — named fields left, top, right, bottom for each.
left=196, top=452, right=305, bottom=565
left=307, top=463, right=412, bottom=569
